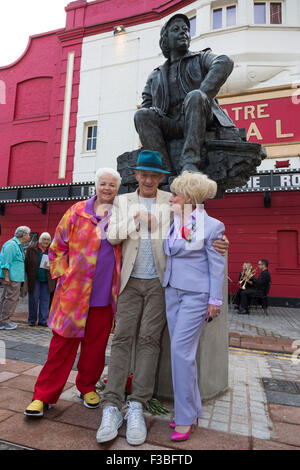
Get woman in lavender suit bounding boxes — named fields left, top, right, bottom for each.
left=163, top=171, right=226, bottom=441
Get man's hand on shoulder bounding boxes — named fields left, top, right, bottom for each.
left=134, top=211, right=158, bottom=232
left=213, top=234, right=229, bottom=257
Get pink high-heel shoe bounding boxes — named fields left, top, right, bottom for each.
left=170, top=418, right=199, bottom=429
left=170, top=425, right=194, bottom=441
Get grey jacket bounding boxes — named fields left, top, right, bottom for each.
left=141, top=49, right=235, bottom=127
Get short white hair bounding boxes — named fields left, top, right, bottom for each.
left=39, top=232, right=51, bottom=244
left=14, top=226, right=31, bottom=239
left=95, top=167, right=121, bottom=188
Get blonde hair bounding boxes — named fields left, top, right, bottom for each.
left=170, top=171, right=217, bottom=205
left=243, top=262, right=252, bottom=271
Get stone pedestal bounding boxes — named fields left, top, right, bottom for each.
left=154, top=257, right=228, bottom=401
left=117, top=132, right=266, bottom=198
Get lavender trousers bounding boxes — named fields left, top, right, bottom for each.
left=165, top=286, right=208, bottom=426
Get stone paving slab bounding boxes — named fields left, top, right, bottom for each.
left=262, top=378, right=300, bottom=394
left=252, top=438, right=300, bottom=450
left=0, top=439, right=32, bottom=450
left=269, top=403, right=300, bottom=425
left=264, top=390, right=300, bottom=407
left=229, top=333, right=297, bottom=354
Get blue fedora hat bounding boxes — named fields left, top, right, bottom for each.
left=129, top=150, right=170, bottom=174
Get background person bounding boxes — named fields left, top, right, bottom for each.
left=238, top=259, right=271, bottom=314
left=25, top=232, right=56, bottom=327
left=0, top=226, right=31, bottom=330
left=24, top=168, right=122, bottom=417
left=233, top=262, right=255, bottom=310
left=163, top=171, right=226, bottom=441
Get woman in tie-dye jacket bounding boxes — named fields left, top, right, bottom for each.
left=25, top=168, right=122, bottom=417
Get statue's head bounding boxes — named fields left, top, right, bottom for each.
left=159, top=14, right=191, bottom=59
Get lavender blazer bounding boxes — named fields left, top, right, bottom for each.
left=163, top=210, right=225, bottom=300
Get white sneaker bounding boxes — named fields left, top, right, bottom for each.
left=125, top=401, right=147, bottom=446
left=0, top=322, right=17, bottom=330
left=96, top=406, right=123, bottom=443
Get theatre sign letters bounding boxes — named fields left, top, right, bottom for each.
left=219, top=84, right=300, bottom=159
left=219, top=84, right=300, bottom=193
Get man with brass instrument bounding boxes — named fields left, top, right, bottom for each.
left=233, top=262, right=255, bottom=310
left=238, top=259, right=271, bottom=314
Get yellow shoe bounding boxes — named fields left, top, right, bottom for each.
left=24, top=400, right=48, bottom=417
left=80, top=391, right=100, bottom=409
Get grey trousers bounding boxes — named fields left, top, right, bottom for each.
left=101, top=277, right=166, bottom=410
left=0, top=281, right=21, bottom=324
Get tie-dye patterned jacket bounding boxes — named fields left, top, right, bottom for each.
left=47, top=200, right=121, bottom=338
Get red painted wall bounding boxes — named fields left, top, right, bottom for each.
left=65, top=0, right=198, bottom=35
left=0, top=33, right=62, bottom=187
left=0, top=201, right=72, bottom=247
left=205, top=191, right=300, bottom=299
left=0, top=27, right=84, bottom=187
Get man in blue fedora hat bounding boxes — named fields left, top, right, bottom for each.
left=129, top=149, right=170, bottom=175
left=96, top=149, right=228, bottom=446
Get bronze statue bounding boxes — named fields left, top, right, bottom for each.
left=134, top=13, right=238, bottom=173
left=118, top=13, right=265, bottom=196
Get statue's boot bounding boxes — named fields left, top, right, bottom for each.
left=181, top=90, right=213, bottom=172
left=134, top=108, right=177, bottom=173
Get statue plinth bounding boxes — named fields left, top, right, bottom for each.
left=117, top=128, right=266, bottom=198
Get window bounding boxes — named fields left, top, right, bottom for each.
left=189, top=15, right=196, bottom=37
left=212, top=4, right=236, bottom=30
left=270, top=2, right=282, bottom=23
left=84, top=123, right=98, bottom=153
left=226, top=5, right=236, bottom=26
left=213, top=8, right=223, bottom=29
left=254, top=2, right=282, bottom=25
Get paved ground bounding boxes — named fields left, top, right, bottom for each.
left=0, top=294, right=300, bottom=451
left=228, top=302, right=300, bottom=340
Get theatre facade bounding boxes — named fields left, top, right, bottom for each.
left=0, top=0, right=299, bottom=305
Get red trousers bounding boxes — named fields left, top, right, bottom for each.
left=33, top=306, right=112, bottom=404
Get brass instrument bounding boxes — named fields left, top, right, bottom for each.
left=239, top=266, right=256, bottom=290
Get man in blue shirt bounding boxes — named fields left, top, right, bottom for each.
left=0, top=226, right=31, bottom=329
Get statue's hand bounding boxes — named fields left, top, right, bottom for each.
left=149, top=106, right=166, bottom=118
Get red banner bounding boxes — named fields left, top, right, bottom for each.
left=221, top=95, right=300, bottom=145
